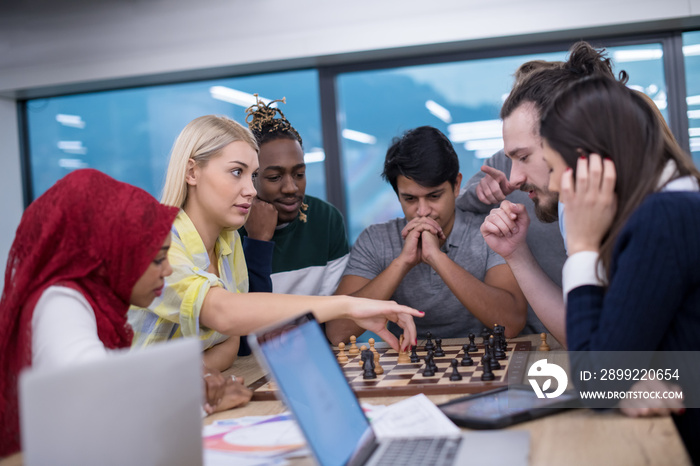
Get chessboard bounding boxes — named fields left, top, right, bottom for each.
left=249, top=339, right=531, bottom=401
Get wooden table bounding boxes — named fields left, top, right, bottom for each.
left=212, top=334, right=691, bottom=466
left=2, top=334, right=691, bottom=466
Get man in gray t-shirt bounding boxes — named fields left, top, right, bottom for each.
left=325, top=126, right=527, bottom=342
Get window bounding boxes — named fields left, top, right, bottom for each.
left=25, top=70, right=324, bottom=202
left=683, top=31, right=700, bottom=167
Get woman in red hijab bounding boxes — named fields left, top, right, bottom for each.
left=0, top=169, right=178, bottom=456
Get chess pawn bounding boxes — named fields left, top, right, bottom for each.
left=434, top=338, right=445, bottom=357
left=427, top=350, right=438, bottom=372
left=368, top=338, right=378, bottom=356
left=422, top=354, right=435, bottom=377
left=410, top=345, right=420, bottom=363
left=337, top=342, right=349, bottom=364
left=481, top=353, right=495, bottom=381
left=373, top=348, right=384, bottom=374
left=449, top=359, right=463, bottom=381
left=539, top=333, right=551, bottom=351
left=467, top=333, right=478, bottom=352
left=358, top=345, right=368, bottom=367
left=425, top=331, right=435, bottom=352
left=460, top=344, right=473, bottom=366
left=397, top=335, right=411, bottom=364
left=349, top=335, right=360, bottom=355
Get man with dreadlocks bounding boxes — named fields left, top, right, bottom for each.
left=242, top=96, right=349, bottom=296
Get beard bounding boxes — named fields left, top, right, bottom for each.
left=521, top=183, right=559, bottom=223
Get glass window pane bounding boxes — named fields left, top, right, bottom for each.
left=25, top=70, right=325, bottom=202
left=337, top=44, right=667, bottom=242
left=683, top=31, right=700, bottom=167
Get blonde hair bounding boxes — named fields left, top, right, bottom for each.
left=161, top=115, right=259, bottom=207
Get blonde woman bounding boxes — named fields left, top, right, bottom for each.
left=129, top=116, right=422, bottom=371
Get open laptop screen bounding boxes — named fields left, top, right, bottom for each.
left=253, top=313, right=373, bottom=466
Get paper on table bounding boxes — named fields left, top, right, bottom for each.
left=370, top=393, right=461, bottom=439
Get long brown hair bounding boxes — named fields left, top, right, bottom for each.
left=540, top=77, right=700, bottom=279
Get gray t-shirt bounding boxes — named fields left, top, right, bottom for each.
left=344, top=208, right=506, bottom=339
left=456, top=149, right=567, bottom=334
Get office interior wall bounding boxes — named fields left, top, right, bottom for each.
left=1, top=0, right=700, bottom=286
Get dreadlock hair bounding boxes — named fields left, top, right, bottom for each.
left=501, top=41, right=626, bottom=121
left=245, top=94, right=309, bottom=222
left=245, top=94, right=303, bottom=148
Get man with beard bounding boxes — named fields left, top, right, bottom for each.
left=458, top=41, right=618, bottom=346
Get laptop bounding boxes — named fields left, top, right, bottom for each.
left=250, top=312, right=530, bottom=466
left=19, top=338, right=203, bottom=466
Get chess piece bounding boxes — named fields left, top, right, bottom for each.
left=337, top=342, right=349, bottom=364
left=410, top=345, right=420, bottom=363
left=481, top=353, right=495, bottom=381
left=358, top=345, right=368, bottom=367
left=373, top=346, right=384, bottom=375
left=493, top=327, right=506, bottom=360
left=460, top=344, right=474, bottom=366
left=425, top=331, right=435, bottom=352
left=368, top=338, right=378, bottom=356
left=488, top=337, right=501, bottom=370
left=449, top=359, right=463, bottom=381
left=467, top=333, right=478, bottom=352
left=427, top=350, right=437, bottom=372
left=361, top=348, right=376, bottom=379
left=434, top=338, right=445, bottom=357
left=349, top=335, right=360, bottom=355
left=422, top=354, right=435, bottom=377
left=539, top=333, right=551, bottom=351
left=481, top=327, right=491, bottom=344
left=397, top=335, right=411, bottom=364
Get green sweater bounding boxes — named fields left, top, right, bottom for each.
left=242, top=195, right=349, bottom=295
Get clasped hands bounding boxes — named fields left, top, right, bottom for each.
left=399, top=216, right=446, bottom=267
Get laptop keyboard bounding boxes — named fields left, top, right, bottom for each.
left=374, top=437, right=461, bottom=465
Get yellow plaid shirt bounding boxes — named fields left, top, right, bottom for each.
left=128, top=210, right=249, bottom=349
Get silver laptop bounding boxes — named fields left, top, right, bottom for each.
left=19, top=338, right=203, bottom=466
left=250, top=312, right=530, bottom=466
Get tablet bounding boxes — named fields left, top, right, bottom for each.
left=437, top=385, right=580, bottom=429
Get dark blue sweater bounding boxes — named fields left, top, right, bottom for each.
left=567, top=192, right=700, bottom=463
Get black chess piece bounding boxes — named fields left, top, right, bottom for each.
left=494, top=334, right=506, bottom=360
left=434, top=338, right=445, bottom=357
left=498, top=326, right=509, bottom=353
left=422, top=354, right=435, bottom=377
left=467, top=333, right=478, bottom=352
left=427, top=350, right=438, bottom=372
left=449, top=359, right=463, bottom=381
left=480, top=327, right=491, bottom=344
left=410, top=345, right=420, bottom=363
left=425, top=331, right=435, bottom=352
left=461, top=344, right=474, bottom=366
left=481, top=353, right=495, bottom=381
left=488, top=338, right=502, bottom=371
left=361, top=349, right=376, bottom=379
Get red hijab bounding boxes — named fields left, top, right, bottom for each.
left=0, top=169, right=178, bottom=456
